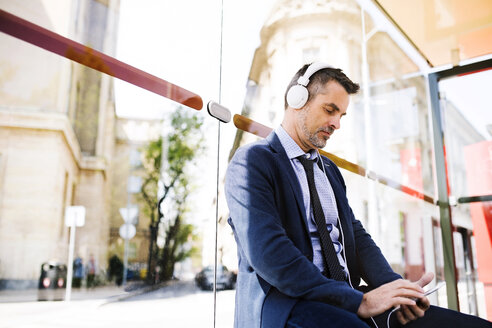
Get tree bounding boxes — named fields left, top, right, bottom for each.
left=140, top=137, right=162, bottom=284
left=139, top=107, right=204, bottom=283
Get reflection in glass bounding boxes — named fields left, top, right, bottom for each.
left=440, top=70, right=492, bottom=199
left=0, top=1, right=223, bottom=327
left=1, top=0, right=491, bottom=325
left=439, top=69, right=492, bottom=318
left=0, top=0, right=120, bottom=294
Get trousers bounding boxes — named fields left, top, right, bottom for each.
left=286, top=300, right=492, bottom=328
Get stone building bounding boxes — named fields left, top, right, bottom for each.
left=0, top=0, right=120, bottom=288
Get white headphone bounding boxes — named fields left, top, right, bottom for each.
left=286, top=62, right=333, bottom=109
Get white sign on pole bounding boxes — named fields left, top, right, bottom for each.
left=64, top=206, right=85, bottom=302
left=119, top=206, right=138, bottom=224
left=65, top=206, right=86, bottom=227
left=127, top=176, right=142, bottom=194
left=119, top=223, right=136, bottom=240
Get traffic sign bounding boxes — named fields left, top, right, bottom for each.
left=119, top=206, right=138, bottom=224
left=64, top=206, right=85, bottom=301
left=119, top=223, right=136, bottom=240
left=127, top=176, right=142, bottom=193
left=65, top=206, right=85, bottom=227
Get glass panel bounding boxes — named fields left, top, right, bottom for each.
left=2, top=0, right=490, bottom=325
left=224, top=0, right=487, bottom=317
left=226, top=0, right=454, bottom=313
left=439, top=69, right=492, bottom=199
left=361, top=74, right=435, bottom=197
left=0, top=0, right=116, bottom=53
left=340, top=170, right=439, bottom=278
left=0, top=25, right=69, bottom=113
left=0, top=0, right=230, bottom=326
left=439, top=68, right=492, bottom=317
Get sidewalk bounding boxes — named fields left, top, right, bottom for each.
left=0, top=280, right=235, bottom=328
left=0, top=281, right=166, bottom=303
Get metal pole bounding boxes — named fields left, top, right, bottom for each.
left=122, top=224, right=129, bottom=286
left=360, top=8, right=380, bottom=242
left=122, top=186, right=132, bottom=286
left=65, top=222, right=76, bottom=301
left=428, top=72, right=459, bottom=310
left=122, top=146, right=134, bottom=287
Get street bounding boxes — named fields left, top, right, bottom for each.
left=0, top=281, right=235, bottom=328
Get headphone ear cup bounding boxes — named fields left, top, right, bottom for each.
left=286, top=84, right=309, bottom=109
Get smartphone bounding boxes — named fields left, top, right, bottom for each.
left=394, top=281, right=445, bottom=310
left=424, top=281, right=446, bottom=296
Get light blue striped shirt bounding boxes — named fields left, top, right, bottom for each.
left=275, top=126, right=348, bottom=275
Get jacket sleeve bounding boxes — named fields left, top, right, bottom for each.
left=225, top=146, right=363, bottom=313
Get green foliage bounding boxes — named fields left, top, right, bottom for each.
left=140, top=137, right=163, bottom=222
left=138, top=107, right=204, bottom=283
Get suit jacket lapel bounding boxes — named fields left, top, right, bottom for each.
left=265, top=132, right=310, bottom=232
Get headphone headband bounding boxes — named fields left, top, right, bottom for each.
left=287, top=62, right=333, bottom=109
left=297, top=62, right=333, bottom=86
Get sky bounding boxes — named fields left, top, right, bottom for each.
left=114, top=0, right=276, bottom=120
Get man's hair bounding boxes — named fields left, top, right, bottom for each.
left=284, top=63, right=360, bottom=109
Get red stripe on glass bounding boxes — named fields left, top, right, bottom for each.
left=233, top=114, right=435, bottom=204
left=0, top=9, right=203, bottom=111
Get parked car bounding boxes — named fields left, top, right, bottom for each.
left=37, top=261, right=67, bottom=301
left=195, top=265, right=236, bottom=291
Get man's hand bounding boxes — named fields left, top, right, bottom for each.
left=395, top=272, right=434, bottom=325
left=357, top=279, right=425, bottom=318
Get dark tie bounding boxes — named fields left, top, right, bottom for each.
left=297, top=156, right=346, bottom=281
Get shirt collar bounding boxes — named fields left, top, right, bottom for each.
left=275, top=125, right=319, bottom=162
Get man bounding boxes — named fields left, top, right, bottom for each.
left=225, top=63, right=491, bottom=328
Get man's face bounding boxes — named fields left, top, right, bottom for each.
left=296, top=80, right=349, bottom=151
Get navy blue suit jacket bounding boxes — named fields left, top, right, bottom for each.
left=225, top=132, right=401, bottom=328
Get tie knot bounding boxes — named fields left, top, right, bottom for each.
left=297, top=155, right=314, bottom=172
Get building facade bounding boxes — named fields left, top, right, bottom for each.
left=0, top=0, right=120, bottom=288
